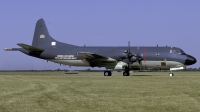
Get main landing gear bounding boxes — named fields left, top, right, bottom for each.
left=104, top=71, right=112, bottom=76
left=104, top=66, right=130, bottom=76
left=103, top=71, right=130, bottom=76
left=123, top=67, right=130, bottom=76
left=123, top=71, right=130, bottom=76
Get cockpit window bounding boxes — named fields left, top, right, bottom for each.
left=179, top=49, right=186, bottom=54
left=174, top=49, right=181, bottom=54
left=173, top=48, right=185, bottom=54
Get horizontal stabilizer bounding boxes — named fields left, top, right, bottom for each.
left=17, top=43, right=44, bottom=52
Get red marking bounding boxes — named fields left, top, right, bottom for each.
left=82, top=57, right=86, bottom=61
left=144, top=47, right=147, bottom=67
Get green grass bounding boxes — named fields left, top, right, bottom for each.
left=0, top=71, right=200, bottom=112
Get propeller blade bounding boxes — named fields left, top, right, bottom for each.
left=139, top=61, right=142, bottom=71
left=128, top=41, right=130, bottom=53
left=122, top=41, right=144, bottom=71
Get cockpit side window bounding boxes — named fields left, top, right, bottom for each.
left=170, top=47, right=185, bottom=55
left=174, top=49, right=181, bottom=54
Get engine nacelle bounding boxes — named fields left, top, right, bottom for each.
left=130, top=57, right=137, bottom=62
left=114, top=61, right=127, bottom=70
left=116, top=53, right=127, bottom=60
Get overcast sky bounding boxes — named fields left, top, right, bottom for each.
left=1, top=0, right=199, bottom=70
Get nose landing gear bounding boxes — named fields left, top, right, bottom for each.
left=169, top=67, right=185, bottom=77
left=169, top=70, right=174, bottom=76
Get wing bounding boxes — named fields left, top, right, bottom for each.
left=78, top=52, right=108, bottom=60
left=78, top=52, right=117, bottom=67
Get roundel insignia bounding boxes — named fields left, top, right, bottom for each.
left=40, top=34, right=45, bottom=38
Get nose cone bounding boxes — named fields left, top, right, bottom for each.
left=185, top=54, right=197, bottom=65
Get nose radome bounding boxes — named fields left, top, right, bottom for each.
left=185, top=54, right=197, bottom=65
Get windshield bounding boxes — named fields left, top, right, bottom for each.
left=173, top=48, right=186, bottom=55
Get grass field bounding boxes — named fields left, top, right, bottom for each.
left=0, top=71, right=200, bottom=112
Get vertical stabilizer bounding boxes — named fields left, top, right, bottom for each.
left=32, top=18, right=76, bottom=49
left=32, top=18, right=52, bottom=48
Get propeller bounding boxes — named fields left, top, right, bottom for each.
left=136, top=47, right=143, bottom=71
left=123, top=41, right=143, bottom=71
left=126, top=41, right=132, bottom=69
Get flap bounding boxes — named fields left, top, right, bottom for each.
left=78, top=52, right=108, bottom=60
left=17, top=43, right=44, bottom=52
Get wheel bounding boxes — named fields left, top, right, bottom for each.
left=108, top=71, right=112, bottom=76
left=104, top=71, right=112, bottom=76
left=169, top=73, right=174, bottom=76
left=123, top=71, right=130, bottom=76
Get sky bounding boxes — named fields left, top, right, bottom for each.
left=1, top=0, right=200, bottom=70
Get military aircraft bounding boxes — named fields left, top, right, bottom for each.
left=4, top=19, right=197, bottom=76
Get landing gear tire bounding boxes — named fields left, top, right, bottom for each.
left=169, top=71, right=174, bottom=76
left=169, top=73, right=174, bottom=76
left=123, top=71, right=130, bottom=76
left=104, top=71, right=112, bottom=76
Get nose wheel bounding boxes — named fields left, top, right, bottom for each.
left=169, top=71, right=174, bottom=76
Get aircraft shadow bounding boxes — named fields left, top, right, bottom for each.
left=130, top=75, right=159, bottom=76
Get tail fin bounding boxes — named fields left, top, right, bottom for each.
left=32, top=18, right=76, bottom=49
